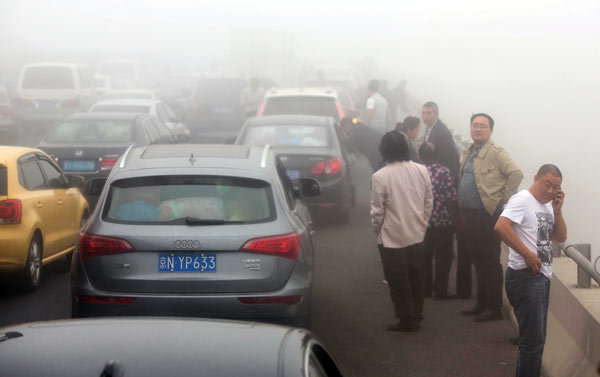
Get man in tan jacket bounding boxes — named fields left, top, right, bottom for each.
left=459, top=113, right=523, bottom=322
left=371, top=131, right=433, bottom=332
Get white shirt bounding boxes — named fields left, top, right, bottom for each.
left=501, top=189, right=555, bottom=278
left=365, top=92, right=388, bottom=131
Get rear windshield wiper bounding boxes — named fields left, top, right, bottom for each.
left=184, top=217, right=245, bottom=225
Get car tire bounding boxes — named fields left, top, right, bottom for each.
left=21, top=235, right=42, bottom=291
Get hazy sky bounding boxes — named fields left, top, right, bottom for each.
left=1, top=0, right=599, bottom=258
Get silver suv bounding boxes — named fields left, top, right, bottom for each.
left=71, top=144, right=319, bottom=328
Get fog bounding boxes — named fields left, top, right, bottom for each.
left=1, top=0, right=599, bottom=261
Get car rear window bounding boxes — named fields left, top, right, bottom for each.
left=263, top=96, right=338, bottom=120
left=91, top=105, right=150, bottom=114
left=0, top=165, right=7, bottom=196
left=21, top=66, right=75, bottom=89
left=104, top=175, right=276, bottom=224
left=45, top=120, right=134, bottom=143
left=243, top=125, right=329, bottom=147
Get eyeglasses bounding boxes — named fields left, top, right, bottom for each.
left=471, top=123, right=490, bottom=129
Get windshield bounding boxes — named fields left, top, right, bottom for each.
left=263, top=97, right=338, bottom=120
left=45, top=120, right=134, bottom=143
left=104, top=176, right=275, bottom=224
left=243, top=125, right=329, bottom=147
left=21, top=66, right=74, bottom=89
left=91, top=105, right=150, bottom=114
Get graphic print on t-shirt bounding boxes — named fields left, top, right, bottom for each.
left=536, top=211, right=554, bottom=266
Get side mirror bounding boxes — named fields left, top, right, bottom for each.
left=66, top=174, right=85, bottom=188
left=84, top=177, right=107, bottom=197
left=294, top=178, right=320, bottom=198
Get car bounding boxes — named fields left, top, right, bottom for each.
left=0, top=318, right=343, bottom=377
left=93, top=75, right=112, bottom=97
left=186, top=76, right=247, bottom=143
left=71, top=144, right=320, bottom=328
left=0, top=86, right=22, bottom=144
left=99, top=89, right=160, bottom=101
left=90, top=99, right=190, bottom=142
left=236, top=115, right=357, bottom=222
left=16, top=62, right=97, bottom=129
left=0, top=146, right=90, bottom=290
left=257, top=87, right=346, bottom=122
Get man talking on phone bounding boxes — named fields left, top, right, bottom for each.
left=495, top=164, right=567, bottom=377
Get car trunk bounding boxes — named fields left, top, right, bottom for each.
left=275, top=146, right=341, bottom=182
left=37, top=143, right=131, bottom=175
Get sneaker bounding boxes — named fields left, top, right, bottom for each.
left=473, top=310, right=503, bottom=322
left=386, top=321, right=419, bottom=332
left=461, top=307, right=485, bottom=316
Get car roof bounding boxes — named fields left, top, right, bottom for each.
left=249, top=115, right=334, bottom=126
left=0, top=146, right=44, bottom=165
left=93, top=99, right=159, bottom=107
left=265, top=87, right=338, bottom=99
left=63, top=112, right=143, bottom=121
left=0, top=318, right=307, bottom=377
left=118, top=144, right=274, bottom=172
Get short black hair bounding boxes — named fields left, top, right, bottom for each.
left=423, top=101, right=439, bottom=115
left=418, top=142, right=438, bottom=165
left=402, top=116, right=420, bottom=131
left=470, top=113, right=495, bottom=129
left=537, top=164, right=562, bottom=179
left=379, top=131, right=410, bottom=163
left=368, top=79, right=380, bottom=92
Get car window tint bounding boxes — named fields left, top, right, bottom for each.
left=20, top=159, right=46, bottom=190
left=22, top=66, right=75, bottom=89
left=244, top=125, right=329, bottom=147
left=263, top=97, right=338, bottom=120
left=38, top=158, right=67, bottom=189
left=0, top=165, right=7, bottom=196
left=104, top=175, right=276, bottom=224
left=45, top=120, right=134, bottom=143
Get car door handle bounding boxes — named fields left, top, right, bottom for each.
left=36, top=201, right=43, bottom=208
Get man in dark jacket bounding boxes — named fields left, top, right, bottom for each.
left=341, top=116, right=383, bottom=172
left=421, top=101, right=460, bottom=177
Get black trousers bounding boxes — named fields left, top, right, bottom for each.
left=424, top=226, right=454, bottom=297
left=378, top=243, right=425, bottom=324
left=456, top=232, right=473, bottom=298
left=463, top=209, right=503, bottom=312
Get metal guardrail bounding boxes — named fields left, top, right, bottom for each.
left=556, top=242, right=600, bottom=288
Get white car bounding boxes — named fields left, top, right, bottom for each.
left=257, top=87, right=346, bottom=122
left=16, top=62, right=97, bottom=128
left=90, top=99, right=190, bottom=142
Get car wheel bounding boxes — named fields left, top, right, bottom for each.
left=22, top=235, right=42, bottom=291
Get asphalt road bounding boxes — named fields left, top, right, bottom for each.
left=1, top=132, right=518, bottom=376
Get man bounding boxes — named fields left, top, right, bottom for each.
left=371, top=131, right=433, bottom=332
left=459, top=113, right=523, bottom=321
left=340, top=116, right=382, bottom=171
left=241, top=78, right=266, bottom=117
left=421, top=101, right=460, bottom=177
left=495, top=164, right=566, bottom=377
left=364, top=79, right=389, bottom=134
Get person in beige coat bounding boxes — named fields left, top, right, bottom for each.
left=371, top=131, right=433, bottom=332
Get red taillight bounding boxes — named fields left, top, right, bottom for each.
left=238, top=295, right=302, bottom=305
left=335, top=102, right=344, bottom=120
left=61, top=98, right=80, bottom=108
left=0, top=199, right=22, bottom=225
left=79, top=233, right=134, bottom=260
left=99, top=157, right=118, bottom=171
left=0, top=106, right=14, bottom=116
left=256, top=102, right=266, bottom=116
left=310, top=158, right=343, bottom=176
left=240, top=233, right=300, bottom=260
left=76, top=295, right=136, bottom=304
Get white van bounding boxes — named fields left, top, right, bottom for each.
left=17, top=62, right=97, bottom=127
left=95, top=59, right=139, bottom=90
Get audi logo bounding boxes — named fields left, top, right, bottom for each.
left=174, top=240, right=201, bottom=249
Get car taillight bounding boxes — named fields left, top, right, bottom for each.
left=238, top=295, right=302, bottom=305
left=0, top=199, right=21, bottom=225
left=61, top=98, right=80, bottom=108
left=79, top=233, right=134, bottom=260
left=76, top=295, right=136, bottom=304
left=256, top=102, right=266, bottom=116
left=99, top=157, right=118, bottom=171
left=310, top=158, right=343, bottom=176
left=0, top=106, right=14, bottom=116
left=336, top=102, right=344, bottom=120
left=240, top=233, right=300, bottom=260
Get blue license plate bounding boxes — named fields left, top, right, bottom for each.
left=158, top=253, right=217, bottom=273
left=63, top=160, right=95, bottom=172
left=286, top=169, right=300, bottom=180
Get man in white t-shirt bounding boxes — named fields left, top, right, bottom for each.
left=494, top=164, right=567, bottom=377
left=364, top=79, right=388, bottom=134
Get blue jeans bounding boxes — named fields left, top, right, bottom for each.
left=505, top=267, right=551, bottom=377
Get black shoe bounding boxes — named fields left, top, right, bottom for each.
left=433, top=293, right=458, bottom=300
left=461, top=307, right=484, bottom=316
left=386, top=321, right=419, bottom=332
left=473, top=310, right=503, bottom=322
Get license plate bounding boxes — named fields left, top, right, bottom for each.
left=213, top=107, right=233, bottom=114
left=158, top=253, right=217, bottom=273
left=63, top=160, right=95, bottom=172
left=286, top=169, right=300, bottom=180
